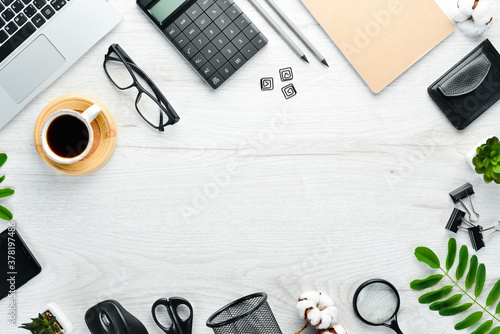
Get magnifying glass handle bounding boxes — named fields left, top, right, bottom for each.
left=385, top=317, right=404, bottom=334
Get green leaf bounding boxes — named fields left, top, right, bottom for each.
left=476, top=264, right=486, bottom=297
left=456, top=245, right=469, bottom=280
left=466, top=255, right=479, bottom=290
left=489, top=327, right=500, bottom=334
left=447, top=238, right=457, bottom=271
left=472, top=320, right=493, bottom=334
left=455, top=311, right=483, bottom=330
left=0, top=175, right=4, bottom=184
left=0, top=153, right=7, bottom=168
left=0, top=188, right=14, bottom=198
left=415, top=247, right=441, bottom=269
left=411, top=274, right=444, bottom=290
left=419, top=285, right=453, bottom=304
left=0, top=205, right=12, bottom=221
left=496, top=300, right=500, bottom=314
left=439, top=303, right=473, bottom=316
left=430, top=294, right=462, bottom=311
left=486, top=280, right=500, bottom=306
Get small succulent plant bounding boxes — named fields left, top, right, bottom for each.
left=20, top=312, right=65, bottom=334
left=472, top=136, right=500, bottom=184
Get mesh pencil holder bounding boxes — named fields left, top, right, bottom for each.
left=206, top=292, right=283, bottom=334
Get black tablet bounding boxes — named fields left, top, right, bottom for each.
left=1, top=227, right=42, bottom=300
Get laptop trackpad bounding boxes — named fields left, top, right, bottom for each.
left=0, top=35, right=65, bottom=104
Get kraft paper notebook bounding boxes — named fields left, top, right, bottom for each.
left=301, top=0, right=455, bottom=93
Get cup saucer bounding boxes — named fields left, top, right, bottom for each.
left=34, top=94, right=117, bottom=176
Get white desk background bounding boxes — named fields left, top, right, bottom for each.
left=1, top=0, right=500, bottom=333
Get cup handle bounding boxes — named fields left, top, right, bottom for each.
left=81, top=104, right=101, bottom=123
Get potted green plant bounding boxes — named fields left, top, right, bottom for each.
left=20, top=303, right=72, bottom=334
left=467, top=136, right=500, bottom=184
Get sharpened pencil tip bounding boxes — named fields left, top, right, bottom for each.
left=301, top=55, right=309, bottom=63
left=321, top=59, right=329, bottom=67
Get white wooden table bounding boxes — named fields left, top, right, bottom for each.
left=1, top=1, right=500, bottom=333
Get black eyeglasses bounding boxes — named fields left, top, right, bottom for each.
left=103, top=44, right=179, bottom=131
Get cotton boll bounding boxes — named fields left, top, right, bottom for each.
left=299, top=291, right=321, bottom=304
left=331, top=323, right=349, bottom=334
left=453, top=0, right=494, bottom=36
left=317, top=313, right=333, bottom=329
left=472, top=1, right=493, bottom=25
left=457, top=0, right=476, bottom=16
left=452, top=7, right=471, bottom=22
left=457, top=19, right=480, bottom=36
left=296, top=300, right=315, bottom=317
left=306, top=308, right=321, bottom=326
left=323, top=306, right=338, bottom=323
left=318, top=293, right=334, bottom=309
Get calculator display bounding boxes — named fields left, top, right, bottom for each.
left=150, top=0, right=186, bottom=23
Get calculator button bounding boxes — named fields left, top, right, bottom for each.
left=229, top=52, right=246, bottom=69
left=187, top=3, right=203, bottom=20
left=193, top=33, right=210, bottom=49
left=199, top=63, right=216, bottom=79
left=222, top=23, right=239, bottom=39
left=197, top=0, right=213, bottom=11
left=212, top=32, right=229, bottom=49
left=242, top=23, right=259, bottom=40
left=209, top=52, right=225, bottom=70
left=208, top=73, right=224, bottom=89
left=234, top=13, right=250, bottom=30
left=219, top=62, right=235, bottom=80
left=217, top=0, right=233, bottom=11
left=200, top=42, right=217, bottom=60
left=225, top=4, right=242, bottom=21
left=173, top=32, right=189, bottom=50
left=206, top=3, right=223, bottom=20
left=221, top=42, right=237, bottom=60
left=233, top=32, right=249, bottom=50
left=164, top=23, right=181, bottom=40
left=190, top=52, right=207, bottom=69
left=181, top=43, right=197, bottom=59
left=214, top=13, right=230, bottom=30
left=204, top=23, right=220, bottom=39
left=194, top=13, right=210, bottom=30
left=240, top=42, right=258, bottom=60
left=174, top=13, right=192, bottom=31
left=185, top=23, right=200, bottom=38
left=252, top=34, right=268, bottom=50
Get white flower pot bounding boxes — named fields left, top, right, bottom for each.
left=465, top=136, right=496, bottom=171
left=39, top=303, right=73, bottom=333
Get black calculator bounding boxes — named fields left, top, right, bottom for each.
left=137, top=0, right=268, bottom=89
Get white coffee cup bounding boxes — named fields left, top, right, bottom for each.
left=40, top=104, right=101, bottom=164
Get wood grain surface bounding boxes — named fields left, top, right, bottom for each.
left=1, top=0, right=500, bottom=333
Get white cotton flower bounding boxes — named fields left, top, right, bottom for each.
left=453, top=0, right=494, bottom=36
left=295, top=292, right=347, bottom=334
left=456, top=0, right=476, bottom=17
left=318, top=323, right=349, bottom=334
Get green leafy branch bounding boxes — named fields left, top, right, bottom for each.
left=411, top=238, right=500, bottom=334
left=0, top=153, right=14, bottom=220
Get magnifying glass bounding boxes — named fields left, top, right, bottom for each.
left=353, top=279, right=404, bottom=334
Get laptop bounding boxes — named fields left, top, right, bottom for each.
left=0, top=0, right=122, bottom=129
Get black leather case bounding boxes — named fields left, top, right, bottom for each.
left=428, top=39, right=500, bottom=130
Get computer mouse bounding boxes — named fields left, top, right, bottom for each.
left=85, top=300, right=149, bottom=334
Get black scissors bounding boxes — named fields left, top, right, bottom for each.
left=152, top=297, right=193, bottom=334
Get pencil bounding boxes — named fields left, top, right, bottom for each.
left=248, top=0, right=309, bottom=63
left=266, top=0, right=329, bottom=67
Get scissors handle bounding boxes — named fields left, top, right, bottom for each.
left=152, top=298, right=193, bottom=334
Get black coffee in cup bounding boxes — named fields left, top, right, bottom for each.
left=46, top=115, right=89, bottom=158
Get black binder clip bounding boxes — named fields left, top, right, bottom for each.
left=446, top=208, right=467, bottom=233
left=468, top=226, right=486, bottom=251
left=450, top=183, right=480, bottom=222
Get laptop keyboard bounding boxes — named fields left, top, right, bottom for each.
left=0, top=0, right=70, bottom=64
